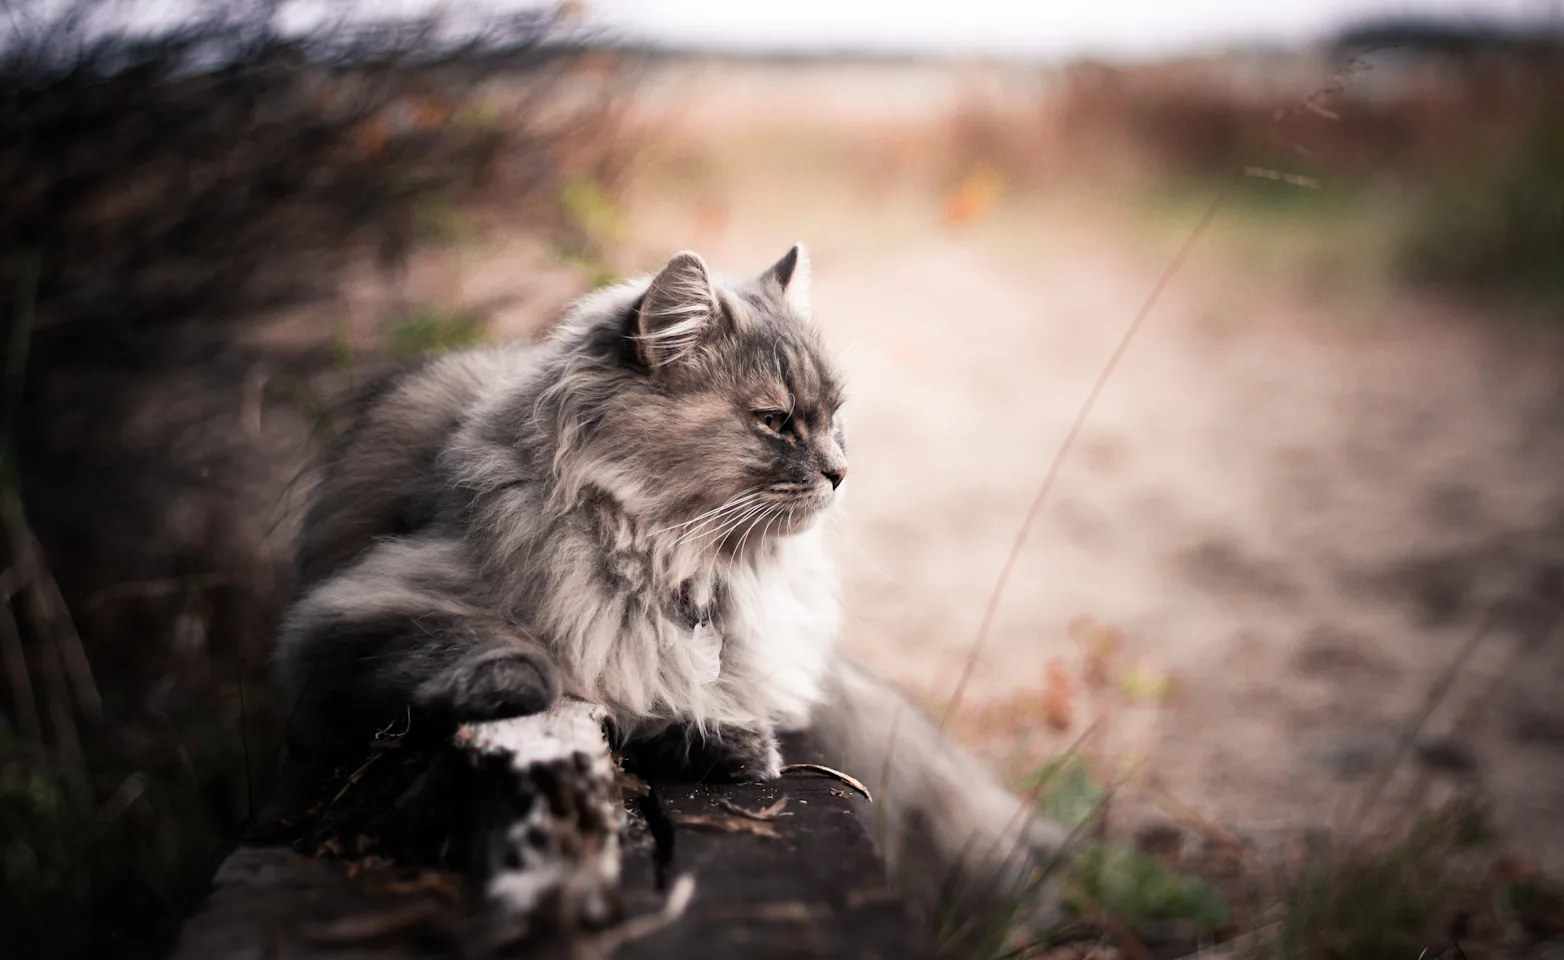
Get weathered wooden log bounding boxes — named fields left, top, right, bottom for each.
left=173, top=716, right=937, bottom=959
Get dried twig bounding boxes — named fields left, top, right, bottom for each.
left=716, top=796, right=790, bottom=821
left=779, top=762, right=872, bottom=801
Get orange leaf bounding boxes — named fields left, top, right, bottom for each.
left=941, top=167, right=1004, bottom=227
left=1042, top=659, right=1074, bottom=732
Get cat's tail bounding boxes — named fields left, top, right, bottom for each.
left=806, top=657, right=1070, bottom=944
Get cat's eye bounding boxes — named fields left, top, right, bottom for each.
left=755, top=410, right=789, bottom=434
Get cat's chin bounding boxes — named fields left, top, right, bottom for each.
left=768, top=496, right=832, bottom=536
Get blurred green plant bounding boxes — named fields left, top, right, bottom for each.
left=1023, top=751, right=1105, bottom=832
left=560, top=176, right=623, bottom=248
left=1400, top=103, right=1564, bottom=304
left=578, top=259, right=622, bottom=290
left=1066, top=842, right=1229, bottom=936
left=0, top=710, right=264, bottom=959
left=1020, top=752, right=1228, bottom=942
left=1261, top=808, right=1477, bottom=960
left=552, top=177, right=623, bottom=290
left=386, top=306, right=491, bottom=357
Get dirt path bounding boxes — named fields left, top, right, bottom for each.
left=598, top=61, right=1564, bottom=871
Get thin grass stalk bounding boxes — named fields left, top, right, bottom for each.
left=0, top=592, right=42, bottom=755
left=23, top=527, right=99, bottom=715
left=939, top=168, right=1244, bottom=729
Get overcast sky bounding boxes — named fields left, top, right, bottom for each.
left=577, top=0, right=1560, bottom=60
left=67, top=0, right=1564, bottom=62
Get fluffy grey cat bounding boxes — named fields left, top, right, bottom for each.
left=275, top=245, right=1065, bottom=928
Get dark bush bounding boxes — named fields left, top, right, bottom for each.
left=1399, top=100, right=1564, bottom=303
left=0, top=3, right=609, bottom=957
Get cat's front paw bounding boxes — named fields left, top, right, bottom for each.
left=702, top=726, right=783, bottom=783
left=413, top=644, right=561, bottom=723
left=621, top=722, right=782, bottom=783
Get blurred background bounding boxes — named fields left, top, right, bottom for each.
left=3, top=1, right=1563, bottom=956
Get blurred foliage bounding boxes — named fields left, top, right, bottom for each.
left=0, top=2, right=568, bottom=364
left=1400, top=102, right=1564, bottom=304
left=1257, top=800, right=1501, bottom=960
left=1024, top=751, right=1105, bottom=832
left=553, top=176, right=623, bottom=289
left=1066, top=843, right=1229, bottom=937
left=411, top=193, right=477, bottom=246
left=560, top=176, right=624, bottom=249
left=1261, top=812, right=1471, bottom=960
left=386, top=305, right=491, bottom=357
left=0, top=2, right=594, bottom=958
left=1021, top=751, right=1228, bottom=943
left=1, top=704, right=263, bottom=958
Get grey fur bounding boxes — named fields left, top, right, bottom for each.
left=275, top=245, right=1065, bottom=929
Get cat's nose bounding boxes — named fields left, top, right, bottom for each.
left=822, top=468, right=846, bottom=490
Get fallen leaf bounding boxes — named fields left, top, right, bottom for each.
left=1043, top=658, right=1075, bottom=732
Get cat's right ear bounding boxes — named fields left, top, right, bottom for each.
left=633, top=251, right=717, bottom=371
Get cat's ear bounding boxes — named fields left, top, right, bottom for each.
left=635, top=250, right=717, bottom=370
left=762, top=243, right=811, bottom=320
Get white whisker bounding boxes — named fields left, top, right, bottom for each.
left=661, top=490, right=767, bottom=536
left=683, top=499, right=771, bottom=550
left=729, top=501, right=782, bottom=575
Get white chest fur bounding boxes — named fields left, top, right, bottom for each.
left=538, top=515, right=842, bottom=733
left=714, top=526, right=841, bottom=730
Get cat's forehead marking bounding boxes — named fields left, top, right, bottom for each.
left=713, top=279, right=840, bottom=425
left=744, top=327, right=828, bottom=414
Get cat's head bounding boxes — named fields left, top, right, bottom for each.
left=555, top=245, right=847, bottom=548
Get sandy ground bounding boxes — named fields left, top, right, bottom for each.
left=386, top=59, right=1564, bottom=871
left=597, top=60, right=1564, bottom=870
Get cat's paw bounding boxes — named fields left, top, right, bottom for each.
left=413, top=645, right=561, bottom=723
left=700, top=726, right=783, bottom=783
left=620, top=722, right=783, bottom=783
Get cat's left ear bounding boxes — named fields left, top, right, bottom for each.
left=762, top=243, right=811, bottom=320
